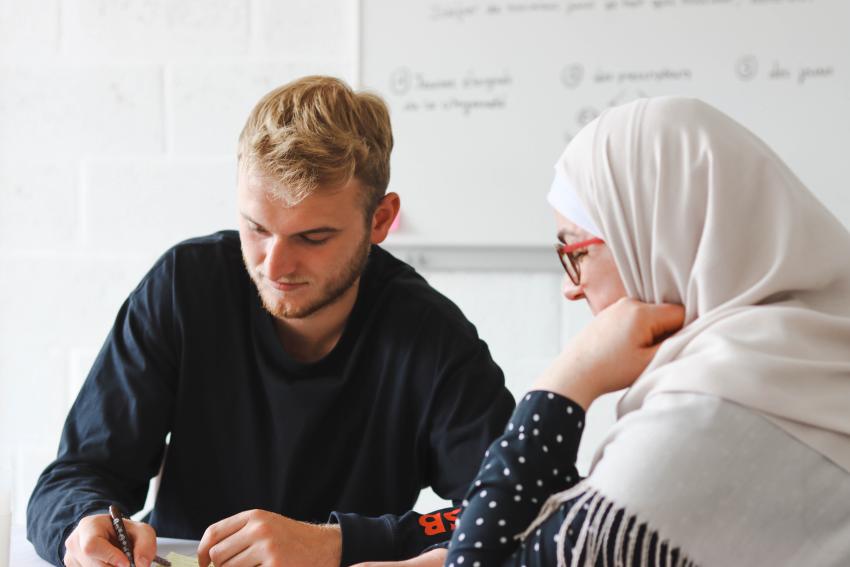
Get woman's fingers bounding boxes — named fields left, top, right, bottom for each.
left=532, top=298, right=686, bottom=406
left=644, top=303, right=686, bottom=344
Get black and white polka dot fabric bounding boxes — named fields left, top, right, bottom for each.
left=445, top=391, right=696, bottom=567
left=445, top=390, right=585, bottom=566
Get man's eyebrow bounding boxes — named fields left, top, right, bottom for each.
left=294, top=227, right=341, bottom=237
left=240, top=212, right=262, bottom=226
left=239, top=214, right=341, bottom=237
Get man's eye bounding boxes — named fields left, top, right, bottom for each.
left=300, top=235, right=329, bottom=245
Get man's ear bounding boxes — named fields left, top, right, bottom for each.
left=370, top=192, right=400, bottom=244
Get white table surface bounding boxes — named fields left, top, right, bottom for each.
left=11, top=524, right=200, bottom=566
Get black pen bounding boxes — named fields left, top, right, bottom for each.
left=109, top=505, right=171, bottom=567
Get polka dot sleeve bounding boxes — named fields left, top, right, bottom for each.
left=445, top=390, right=585, bottom=567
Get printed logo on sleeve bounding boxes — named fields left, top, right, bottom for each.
left=418, top=508, right=460, bottom=536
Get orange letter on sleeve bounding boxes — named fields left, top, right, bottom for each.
left=443, top=508, right=460, bottom=531
left=419, top=512, right=447, bottom=536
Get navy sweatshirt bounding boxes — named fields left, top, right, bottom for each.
left=27, top=231, right=515, bottom=566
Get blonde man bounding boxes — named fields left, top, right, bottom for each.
left=28, top=77, right=514, bottom=567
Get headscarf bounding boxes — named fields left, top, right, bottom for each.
left=547, top=170, right=602, bottom=237
left=553, top=96, right=850, bottom=472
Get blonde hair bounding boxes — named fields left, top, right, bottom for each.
left=238, top=76, right=393, bottom=215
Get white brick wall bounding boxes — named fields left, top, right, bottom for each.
left=0, top=161, right=78, bottom=250
left=168, top=60, right=352, bottom=155
left=0, top=65, right=165, bottom=158
left=82, top=157, right=237, bottom=253
left=255, top=0, right=356, bottom=61
left=0, top=0, right=612, bottom=524
left=63, top=0, right=251, bottom=59
left=424, top=271, right=562, bottom=396
left=0, top=0, right=60, bottom=60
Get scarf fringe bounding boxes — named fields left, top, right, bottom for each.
left=518, top=482, right=700, bottom=567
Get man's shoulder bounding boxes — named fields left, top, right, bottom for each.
left=167, top=230, right=242, bottom=263
left=135, top=230, right=244, bottom=294
left=368, top=247, right=443, bottom=308
left=152, top=230, right=243, bottom=274
left=366, top=247, right=478, bottom=338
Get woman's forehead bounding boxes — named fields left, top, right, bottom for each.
left=554, top=211, right=592, bottom=241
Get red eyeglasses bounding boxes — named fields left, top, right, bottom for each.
left=554, top=238, right=605, bottom=285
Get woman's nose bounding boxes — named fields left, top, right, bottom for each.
left=562, top=275, right=585, bottom=301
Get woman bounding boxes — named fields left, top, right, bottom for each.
left=358, top=97, right=850, bottom=567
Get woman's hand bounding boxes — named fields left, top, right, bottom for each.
left=533, top=298, right=685, bottom=409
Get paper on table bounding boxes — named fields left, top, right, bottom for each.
left=164, top=551, right=216, bottom=567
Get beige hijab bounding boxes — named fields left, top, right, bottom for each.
left=557, top=97, right=850, bottom=472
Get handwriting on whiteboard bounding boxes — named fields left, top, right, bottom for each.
left=734, top=56, right=835, bottom=84
left=427, top=0, right=818, bottom=22
left=388, top=68, right=513, bottom=115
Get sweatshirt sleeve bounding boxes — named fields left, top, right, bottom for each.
left=444, top=390, right=586, bottom=566
left=26, top=255, right=179, bottom=566
left=329, top=505, right=459, bottom=565
left=425, top=326, right=516, bottom=504
left=330, top=320, right=515, bottom=565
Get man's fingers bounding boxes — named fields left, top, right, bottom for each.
left=63, top=549, right=84, bottom=567
left=215, top=542, right=256, bottom=567
left=77, top=535, right=129, bottom=567
left=409, top=549, right=448, bottom=566
left=350, top=549, right=447, bottom=567
left=64, top=534, right=85, bottom=567
left=67, top=557, right=104, bottom=567
left=198, top=512, right=251, bottom=567
left=126, top=521, right=157, bottom=567
left=205, top=526, right=252, bottom=567
left=79, top=556, right=116, bottom=567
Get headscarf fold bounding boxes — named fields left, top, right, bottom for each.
left=547, top=169, right=602, bottom=237
left=556, top=97, right=850, bottom=472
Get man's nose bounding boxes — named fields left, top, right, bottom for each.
left=264, top=236, right=298, bottom=280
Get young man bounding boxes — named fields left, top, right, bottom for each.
left=27, top=76, right=514, bottom=567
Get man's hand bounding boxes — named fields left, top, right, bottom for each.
left=352, top=548, right=447, bottom=567
left=197, top=509, right=341, bottom=567
left=64, top=513, right=157, bottom=567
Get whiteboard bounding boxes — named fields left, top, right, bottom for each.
left=359, top=0, right=850, bottom=248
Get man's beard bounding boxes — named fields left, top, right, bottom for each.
left=246, top=236, right=371, bottom=320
